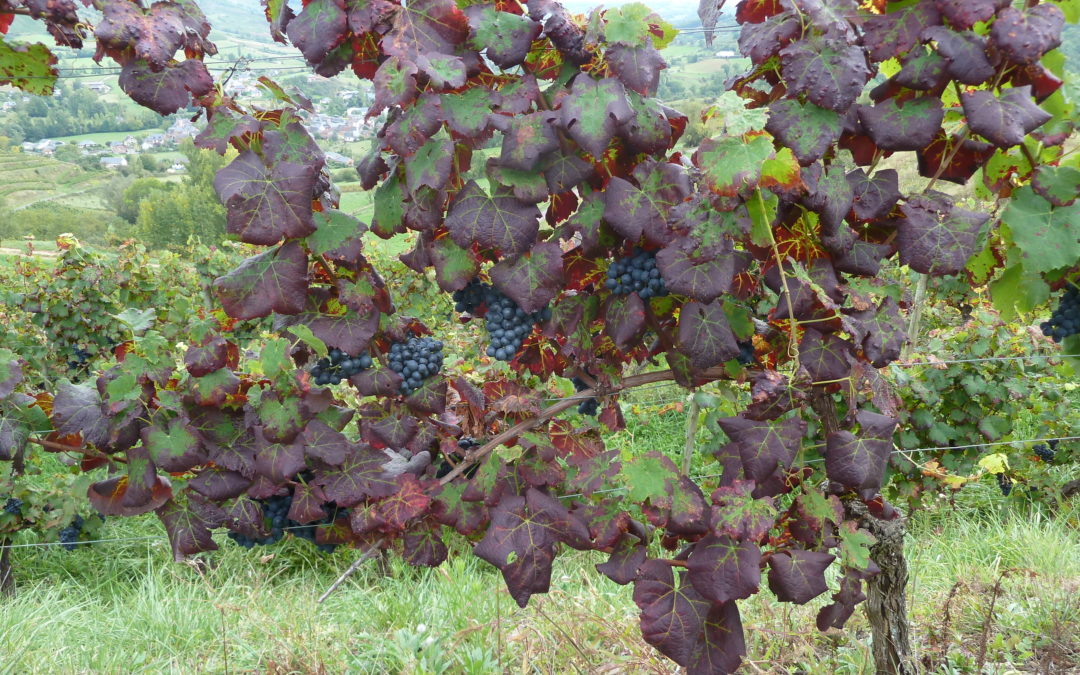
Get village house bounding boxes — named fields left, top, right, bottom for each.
left=100, top=156, right=128, bottom=169
left=85, top=81, right=111, bottom=94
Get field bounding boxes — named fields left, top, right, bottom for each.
left=0, top=151, right=108, bottom=211
left=0, top=404, right=1077, bottom=673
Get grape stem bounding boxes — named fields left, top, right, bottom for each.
left=438, top=365, right=728, bottom=486
left=26, top=436, right=126, bottom=464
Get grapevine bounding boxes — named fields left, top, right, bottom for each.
left=0, top=0, right=1075, bottom=672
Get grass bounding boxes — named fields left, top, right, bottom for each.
left=1, top=401, right=1077, bottom=673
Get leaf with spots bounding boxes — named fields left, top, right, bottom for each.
left=922, top=27, right=993, bottom=85
left=861, top=1, right=940, bottom=62
left=990, top=5, right=1064, bottom=65
left=779, top=34, right=871, bottom=112
left=286, top=0, right=348, bottom=65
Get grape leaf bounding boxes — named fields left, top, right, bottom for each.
left=141, top=417, right=206, bottom=473
left=708, top=481, right=779, bottom=541
left=990, top=5, right=1064, bottom=65
left=156, top=498, right=217, bottom=559
left=738, top=11, right=801, bottom=64
left=0, top=39, right=57, bottom=95
left=633, top=559, right=747, bottom=672
left=1032, top=165, right=1080, bottom=207
left=799, top=328, right=853, bottom=382
left=779, top=34, right=871, bottom=112
left=445, top=180, right=540, bottom=256
left=490, top=241, right=565, bottom=315
left=371, top=56, right=418, bottom=114
left=214, top=150, right=319, bottom=245
left=961, top=86, right=1052, bottom=149
left=464, top=4, right=540, bottom=69
left=607, top=43, right=667, bottom=96
left=897, top=193, right=990, bottom=275
left=560, top=75, right=633, bottom=157
left=52, top=380, right=110, bottom=448
left=657, top=237, right=735, bottom=303
left=694, top=134, right=774, bottom=197
left=825, top=410, right=897, bottom=498
left=474, top=489, right=592, bottom=606
left=286, top=0, right=348, bottom=65
left=846, top=168, right=900, bottom=222
left=716, top=415, right=806, bottom=484
left=441, top=87, right=496, bottom=139
left=213, top=241, right=309, bottom=320
left=922, top=26, right=993, bottom=85
left=861, top=1, right=940, bottom=62
left=686, top=534, right=762, bottom=604
left=767, top=549, right=835, bottom=603
left=1001, top=186, right=1080, bottom=274
left=494, top=111, right=561, bottom=171
left=765, top=100, right=842, bottom=166
left=677, top=300, right=742, bottom=370
left=313, top=442, right=397, bottom=506
left=934, top=0, right=1007, bottom=29
left=857, top=96, right=943, bottom=152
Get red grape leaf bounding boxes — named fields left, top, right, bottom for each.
left=798, top=328, right=853, bottom=383
left=214, top=241, right=309, bottom=320
left=861, top=1, right=940, bottom=62
left=989, top=4, right=1064, bottom=65
left=465, top=4, right=540, bottom=69
left=767, top=549, right=835, bottom=603
left=716, top=415, right=806, bottom=484
left=857, top=96, right=943, bottom=151
left=677, top=300, right=741, bottom=370
left=286, top=0, right=348, bottom=65
left=490, top=241, right=565, bottom=314
left=897, top=193, right=990, bottom=275
left=560, top=75, right=633, bottom=158
left=825, top=409, right=897, bottom=498
left=922, top=26, right=993, bottom=85
left=961, top=86, right=1052, bottom=149
left=445, top=180, right=540, bottom=257
left=779, top=34, right=871, bottom=112
left=118, top=59, right=213, bottom=115
left=686, top=534, right=762, bottom=604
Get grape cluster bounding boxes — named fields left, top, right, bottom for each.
left=311, top=348, right=372, bottom=386
left=1033, top=440, right=1058, bottom=462
left=571, top=376, right=598, bottom=416
left=997, top=473, right=1013, bottom=496
left=3, top=498, right=22, bottom=516
left=1040, top=285, right=1080, bottom=343
left=605, top=249, right=668, bottom=300
left=435, top=437, right=482, bottom=479
left=736, top=341, right=755, bottom=366
left=227, top=492, right=342, bottom=554
left=66, top=346, right=92, bottom=372
left=388, top=337, right=445, bottom=395
left=58, top=514, right=84, bottom=551
left=453, top=280, right=551, bottom=362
